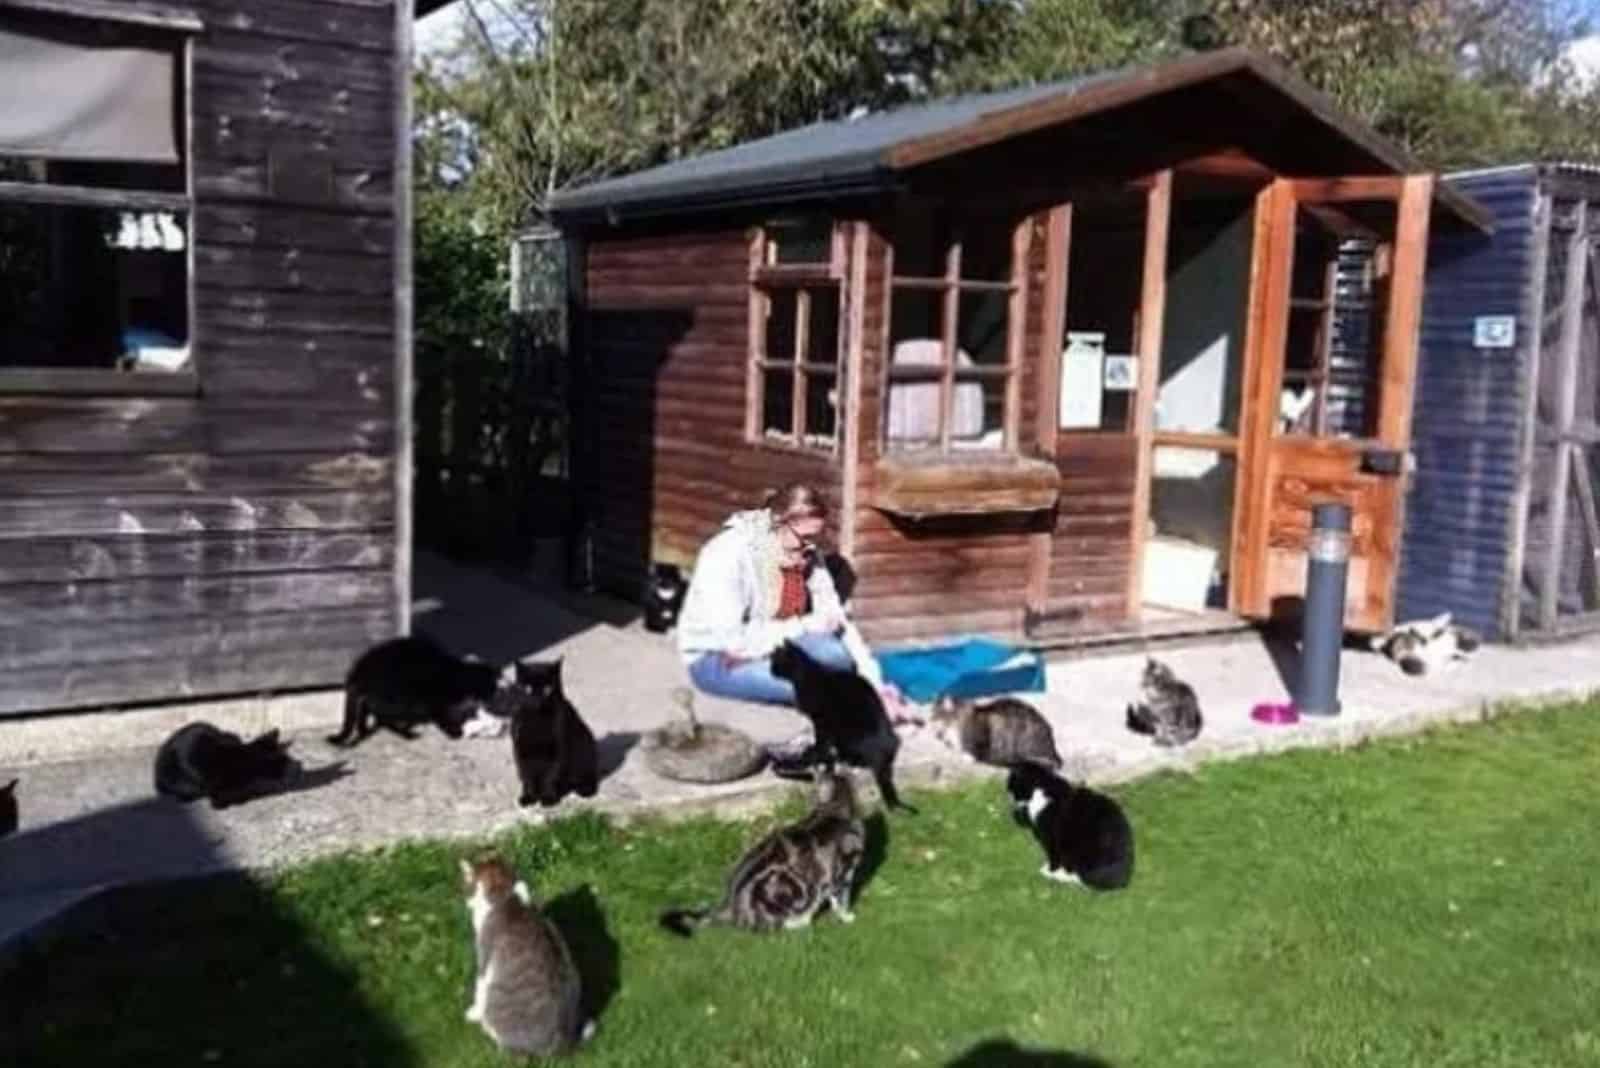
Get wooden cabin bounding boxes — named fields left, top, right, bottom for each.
left=551, top=48, right=1492, bottom=648
left=1399, top=163, right=1600, bottom=642
left=0, top=0, right=423, bottom=716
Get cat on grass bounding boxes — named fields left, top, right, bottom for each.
left=1125, top=657, right=1203, bottom=747
left=1006, top=762, right=1133, bottom=891
left=660, top=770, right=866, bottom=936
left=460, top=853, right=594, bottom=1057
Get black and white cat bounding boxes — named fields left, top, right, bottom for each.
left=643, top=564, right=688, bottom=633
left=460, top=853, right=594, bottom=1056
left=0, top=778, right=17, bottom=838
left=1125, top=657, right=1203, bottom=747
left=154, top=723, right=300, bottom=809
left=494, top=660, right=600, bottom=808
left=1370, top=612, right=1482, bottom=676
left=769, top=641, right=915, bottom=814
left=660, top=770, right=866, bottom=936
left=328, top=635, right=500, bottom=748
left=1006, top=762, right=1133, bottom=891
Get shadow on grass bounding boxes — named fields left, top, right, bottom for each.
left=946, top=1038, right=1113, bottom=1067
left=0, top=797, right=416, bottom=1067
left=543, top=884, right=620, bottom=1024
left=857, top=811, right=890, bottom=899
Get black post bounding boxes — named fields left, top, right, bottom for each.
left=1295, top=501, right=1352, bottom=718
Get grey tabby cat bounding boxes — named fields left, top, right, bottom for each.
left=1125, top=657, right=1203, bottom=747
left=460, top=853, right=594, bottom=1057
left=660, top=770, right=865, bottom=936
left=928, top=695, right=1062, bottom=769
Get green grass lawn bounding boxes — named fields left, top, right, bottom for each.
left=9, top=703, right=1600, bottom=1068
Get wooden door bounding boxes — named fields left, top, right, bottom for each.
left=1233, top=176, right=1434, bottom=633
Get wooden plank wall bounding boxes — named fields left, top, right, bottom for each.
left=848, top=215, right=1055, bottom=644
left=0, top=0, right=403, bottom=715
left=583, top=228, right=838, bottom=599
left=1046, top=433, right=1139, bottom=625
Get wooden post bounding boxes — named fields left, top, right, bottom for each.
left=392, top=0, right=416, bottom=636
left=1375, top=175, right=1434, bottom=448
left=939, top=238, right=961, bottom=451
left=1025, top=204, right=1071, bottom=615
left=839, top=221, right=868, bottom=561
left=1539, top=200, right=1591, bottom=629
left=1501, top=192, right=1553, bottom=641
left=1126, top=169, right=1172, bottom=616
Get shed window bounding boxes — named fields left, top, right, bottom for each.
left=0, top=10, right=192, bottom=384
left=750, top=217, right=843, bottom=449
left=885, top=204, right=1020, bottom=452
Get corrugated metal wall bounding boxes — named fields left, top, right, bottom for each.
left=1395, top=168, right=1540, bottom=638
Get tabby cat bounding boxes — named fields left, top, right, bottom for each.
left=928, top=695, right=1062, bottom=769
left=494, top=660, right=600, bottom=808
left=329, top=635, right=500, bottom=748
left=154, top=723, right=299, bottom=809
left=769, top=641, right=914, bottom=814
left=460, top=854, right=594, bottom=1056
left=660, top=770, right=866, bottom=936
left=1124, top=658, right=1203, bottom=747
left=1006, top=762, right=1134, bottom=891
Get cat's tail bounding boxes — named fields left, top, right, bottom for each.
left=1125, top=703, right=1156, bottom=736
left=874, top=764, right=918, bottom=815
left=659, top=904, right=724, bottom=937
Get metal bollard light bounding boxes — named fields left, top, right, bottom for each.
left=1295, top=501, right=1352, bottom=718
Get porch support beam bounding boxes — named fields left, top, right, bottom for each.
left=1539, top=199, right=1590, bottom=629
left=1025, top=204, right=1071, bottom=616
left=1125, top=168, right=1172, bottom=616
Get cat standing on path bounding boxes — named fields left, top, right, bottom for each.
left=328, top=635, right=500, bottom=748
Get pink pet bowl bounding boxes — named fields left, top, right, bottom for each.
left=1250, top=701, right=1300, bottom=726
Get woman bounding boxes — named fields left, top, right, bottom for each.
left=676, top=482, right=882, bottom=705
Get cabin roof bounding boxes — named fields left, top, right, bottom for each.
left=549, top=47, right=1492, bottom=233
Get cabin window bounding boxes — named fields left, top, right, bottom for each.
left=0, top=10, right=193, bottom=388
left=885, top=204, right=1020, bottom=452
left=750, top=216, right=844, bottom=449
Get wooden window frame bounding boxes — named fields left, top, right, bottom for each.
left=747, top=218, right=846, bottom=451
left=883, top=207, right=1027, bottom=454
left=0, top=9, right=198, bottom=397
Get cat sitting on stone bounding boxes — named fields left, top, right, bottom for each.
left=660, top=770, right=866, bottom=936
left=1370, top=612, right=1482, bottom=676
left=493, top=660, right=599, bottom=808
left=154, top=723, right=300, bottom=809
left=328, top=635, right=500, bottom=748
left=1006, top=762, right=1133, bottom=891
left=460, top=853, right=594, bottom=1056
left=769, top=641, right=914, bottom=814
left=928, top=695, right=1062, bottom=769
left=1125, top=657, right=1203, bottom=747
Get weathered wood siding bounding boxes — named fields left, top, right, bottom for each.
left=1046, top=433, right=1138, bottom=625
left=582, top=228, right=839, bottom=599
left=0, top=0, right=403, bottom=715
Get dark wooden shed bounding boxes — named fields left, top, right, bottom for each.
left=1399, top=163, right=1600, bottom=641
left=0, top=0, right=423, bottom=716
left=551, top=48, right=1491, bottom=648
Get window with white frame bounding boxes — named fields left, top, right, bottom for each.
left=750, top=215, right=844, bottom=449
left=0, top=8, right=192, bottom=378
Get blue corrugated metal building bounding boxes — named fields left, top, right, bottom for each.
left=1398, top=163, right=1600, bottom=641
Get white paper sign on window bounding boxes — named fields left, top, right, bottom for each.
left=1060, top=331, right=1106, bottom=429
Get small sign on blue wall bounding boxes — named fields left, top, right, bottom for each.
left=1473, top=315, right=1516, bottom=349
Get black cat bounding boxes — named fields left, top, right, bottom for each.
left=154, top=723, right=300, bottom=809
left=329, top=635, right=500, bottom=748
left=1006, top=762, right=1133, bottom=891
left=494, top=660, right=600, bottom=808
left=769, top=641, right=915, bottom=815
left=0, top=778, right=17, bottom=838
left=643, top=564, right=689, bottom=633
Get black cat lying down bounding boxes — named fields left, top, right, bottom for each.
left=154, top=723, right=300, bottom=809
left=329, top=635, right=501, bottom=748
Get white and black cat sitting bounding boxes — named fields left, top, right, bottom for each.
left=1006, top=762, right=1134, bottom=891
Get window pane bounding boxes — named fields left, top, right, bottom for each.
left=886, top=286, right=946, bottom=449
left=762, top=367, right=794, bottom=437
left=0, top=202, right=189, bottom=371
left=1148, top=447, right=1237, bottom=610
left=950, top=374, right=1007, bottom=450
left=767, top=216, right=832, bottom=265
left=957, top=289, right=1009, bottom=366
left=890, top=205, right=948, bottom=278
left=804, top=372, right=838, bottom=444
left=764, top=289, right=797, bottom=360
left=958, top=220, right=1013, bottom=282
left=806, top=286, right=840, bottom=366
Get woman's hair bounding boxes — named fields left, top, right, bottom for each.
left=762, top=481, right=828, bottom=522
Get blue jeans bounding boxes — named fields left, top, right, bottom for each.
left=687, top=633, right=856, bottom=706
